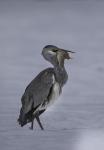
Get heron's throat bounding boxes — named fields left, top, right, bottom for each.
left=54, top=62, right=68, bottom=87
left=57, top=55, right=65, bottom=68
left=54, top=56, right=66, bottom=73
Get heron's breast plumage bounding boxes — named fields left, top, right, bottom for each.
left=48, top=81, right=60, bottom=106
left=39, top=74, right=60, bottom=110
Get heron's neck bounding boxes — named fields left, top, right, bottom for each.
left=54, top=58, right=66, bottom=72
left=54, top=62, right=68, bottom=86
left=54, top=64, right=66, bottom=72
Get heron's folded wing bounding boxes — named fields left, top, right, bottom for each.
left=21, top=68, right=54, bottom=114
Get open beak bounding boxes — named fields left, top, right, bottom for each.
left=60, top=48, right=75, bottom=59
left=60, top=48, right=75, bottom=53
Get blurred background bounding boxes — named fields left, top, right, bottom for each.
left=0, top=0, right=104, bottom=150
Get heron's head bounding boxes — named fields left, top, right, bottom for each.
left=42, top=45, right=75, bottom=67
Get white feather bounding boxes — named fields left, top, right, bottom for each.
left=48, top=82, right=60, bottom=107
left=38, top=74, right=60, bottom=111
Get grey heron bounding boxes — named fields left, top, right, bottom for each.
left=18, top=45, right=75, bottom=130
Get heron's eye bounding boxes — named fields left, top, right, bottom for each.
left=52, top=49, right=58, bottom=52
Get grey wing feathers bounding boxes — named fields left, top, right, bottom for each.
left=21, top=68, right=54, bottom=114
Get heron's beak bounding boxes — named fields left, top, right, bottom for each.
left=60, top=49, right=75, bottom=53
left=60, top=48, right=75, bottom=59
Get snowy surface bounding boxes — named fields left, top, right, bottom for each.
left=0, top=0, right=104, bottom=150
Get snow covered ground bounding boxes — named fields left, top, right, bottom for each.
left=0, top=0, right=104, bottom=150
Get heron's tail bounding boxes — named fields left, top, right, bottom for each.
left=18, top=108, right=28, bottom=127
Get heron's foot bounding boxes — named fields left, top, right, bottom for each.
left=29, top=119, right=34, bottom=130
left=36, top=116, right=44, bottom=130
left=41, top=127, right=44, bottom=130
left=29, top=126, right=33, bottom=130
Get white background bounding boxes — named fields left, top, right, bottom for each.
left=0, top=0, right=104, bottom=150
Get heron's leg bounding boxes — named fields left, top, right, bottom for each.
left=29, top=115, right=35, bottom=130
left=36, top=115, right=44, bottom=130
left=29, top=119, right=34, bottom=130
